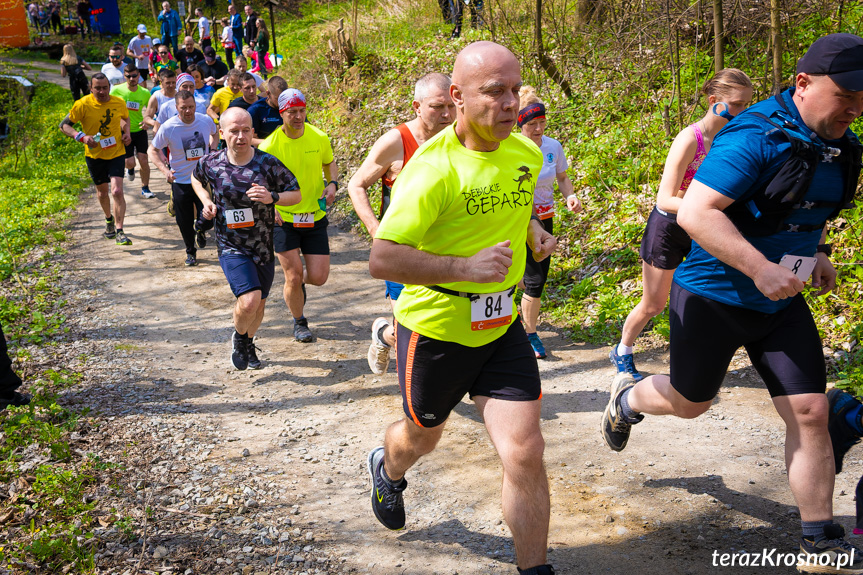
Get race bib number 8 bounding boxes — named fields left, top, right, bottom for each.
left=226, top=208, right=253, bottom=229
left=470, top=288, right=514, bottom=331
left=779, top=254, right=817, bottom=282
left=99, top=136, right=117, bottom=149
left=293, top=212, right=314, bottom=228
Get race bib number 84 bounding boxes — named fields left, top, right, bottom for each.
left=470, top=288, right=514, bottom=331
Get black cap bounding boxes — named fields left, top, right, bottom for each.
left=797, top=33, right=863, bottom=91
left=203, top=46, right=216, bottom=57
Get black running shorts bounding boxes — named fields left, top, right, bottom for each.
left=668, top=283, right=826, bottom=403
left=124, top=130, right=149, bottom=158
left=85, top=155, right=125, bottom=186
left=395, top=319, right=541, bottom=428
left=522, top=217, right=554, bottom=298
left=273, top=216, right=330, bottom=255
left=639, top=206, right=691, bottom=270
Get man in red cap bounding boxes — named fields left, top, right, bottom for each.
left=258, top=89, right=338, bottom=343
left=602, top=33, right=863, bottom=574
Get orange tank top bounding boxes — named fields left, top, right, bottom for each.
left=380, top=123, right=419, bottom=217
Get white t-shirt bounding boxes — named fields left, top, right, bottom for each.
left=151, top=113, right=218, bottom=184
left=127, top=36, right=153, bottom=69
left=198, top=16, right=210, bottom=40
left=156, top=95, right=209, bottom=125
left=101, top=63, right=125, bottom=86
left=534, top=135, right=568, bottom=212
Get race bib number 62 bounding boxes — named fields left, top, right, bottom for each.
left=470, top=288, right=514, bottom=331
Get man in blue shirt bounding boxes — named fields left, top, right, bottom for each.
left=229, top=4, right=244, bottom=52
left=602, top=33, right=863, bottom=574
left=249, top=75, right=286, bottom=145
left=158, top=1, right=183, bottom=53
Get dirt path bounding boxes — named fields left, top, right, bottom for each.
left=14, top=63, right=863, bottom=574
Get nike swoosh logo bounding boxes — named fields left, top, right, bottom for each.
left=376, top=489, right=383, bottom=503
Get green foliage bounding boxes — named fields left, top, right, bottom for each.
left=23, top=524, right=95, bottom=571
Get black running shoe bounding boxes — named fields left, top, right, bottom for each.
left=127, top=168, right=135, bottom=181
left=185, top=254, right=197, bottom=266
left=518, top=566, right=556, bottom=575
left=246, top=337, right=262, bottom=370
left=195, top=227, right=207, bottom=249
left=601, top=372, right=644, bottom=452
left=798, top=523, right=863, bottom=574
left=828, top=388, right=863, bottom=474
left=231, top=331, right=248, bottom=370
left=0, top=391, right=31, bottom=411
left=103, top=216, right=116, bottom=239
left=367, top=447, right=406, bottom=530
left=293, top=317, right=313, bottom=343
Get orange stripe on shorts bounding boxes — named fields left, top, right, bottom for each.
left=404, top=330, right=422, bottom=427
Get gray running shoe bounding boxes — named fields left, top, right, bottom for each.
left=798, top=523, right=863, bottom=574
left=601, top=372, right=643, bottom=452
left=367, top=447, right=406, bottom=530
left=293, top=318, right=313, bottom=343
left=103, top=216, right=116, bottom=239
left=114, top=230, right=132, bottom=246
left=367, top=317, right=391, bottom=375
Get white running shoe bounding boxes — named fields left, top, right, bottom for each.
left=367, top=317, right=391, bottom=375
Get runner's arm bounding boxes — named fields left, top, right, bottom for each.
left=206, top=101, right=220, bottom=122
left=322, top=159, right=339, bottom=206
left=59, top=115, right=96, bottom=147
left=347, top=130, right=402, bottom=238
left=191, top=173, right=217, bottom=218
left=555, top=170, right=581, bottom=213
left=677, top=180, right=804, bottom=301
left=370, top=239, right=514, bottom=285
left=656, top=129, right=699, bottom=214
left=148, top=143, right=175, bottom=183
left=120, top=117, right=132, bottom=145
left=143, top=98, right=159, bottom=128
left=811, top=227, right=837, bottom=296
left=126, top=47, right=137, bottom=60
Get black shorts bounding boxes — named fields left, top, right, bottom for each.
left=137, top=68, right=149, bottom=78
left=395, top=319, right=541, bottom=428
left=219, top=253, right=275, bottom=299
left=124, top=130, right=149, bottom=158
left=668, top=283, right=826, bottom=403
left=85, top=155, right=125, bottom=186
left=273, top=215, right=330, bottom=255
left=639, top=206, right=691, bottom=270
left=523, top=217, right=554, bottom=298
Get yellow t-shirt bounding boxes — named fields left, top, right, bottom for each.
left=68, top=94, right=129, bottom=160
left=258, top=124, right=334, bottom=222
left=210, top=86, right=241, bottom=123
left=376, top=125, right=542, bottom=347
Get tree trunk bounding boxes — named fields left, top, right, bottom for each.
left=770, top=0, right=782, bottom=93
left=150, top=0, right=159, bottom=24
left=713, top=0, right=724, bottom=73
left=535, top=0, right=573, bottom=99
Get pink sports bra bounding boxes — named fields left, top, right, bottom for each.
left=678, top=123, right=707, bottom=193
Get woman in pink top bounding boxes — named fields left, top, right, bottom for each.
left=611, top=69, right=753, bottom=380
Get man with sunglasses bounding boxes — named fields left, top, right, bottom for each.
left=111, top=64, right=153, bottom=198
left=101, top=45, right=127, bottom=87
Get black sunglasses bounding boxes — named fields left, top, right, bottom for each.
left=109, top=55, right=123, bottom=59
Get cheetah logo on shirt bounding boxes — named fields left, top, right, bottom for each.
left=513, top=165, right=533, bottom=193
left=99, top=109, right=114, bottom=136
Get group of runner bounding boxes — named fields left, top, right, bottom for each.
left=57, top=31, right=863, bottom=574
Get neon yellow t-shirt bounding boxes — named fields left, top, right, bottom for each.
left=110, top=84, right=151, bottom=133
left=68, top=94, right=129, bottom=160
left=210, top=86, right=241, bottom=123
left=376, top=125, right=542, bottom=347
left=258, top=124, right=334, bottom=222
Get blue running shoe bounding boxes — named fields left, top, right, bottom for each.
left=609, top=346, right=643, bottom=381
left=827, top=388, right=862, bottom=474
left=527, top=332, right=547, bottom=359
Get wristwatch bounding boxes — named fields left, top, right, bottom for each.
left=816, top=244, right=832, bottom=256
left=328, top=180, right=339, bottom=188
left=270, top=191, right=280, bottom=203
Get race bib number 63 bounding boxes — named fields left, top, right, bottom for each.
left=470, top=288, right=514, bottom=331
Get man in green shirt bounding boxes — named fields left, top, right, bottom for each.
left=111, top=64, right=153, bottom=198
left=366, top=42, right=556, bottom=575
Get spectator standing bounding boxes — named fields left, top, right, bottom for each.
left=243, top=5, right=257, bottom=48
left=229, top=4, right=243, bottom=51
left=127, top=25, right=153, bottom=88
left=158, top=1, right=183, bottom=53
left=76, top=0, right=92, bottom=39
left=196, top=8, right=211, bottom=49
left=251, top=19, right=269, bottom=80
left=59, top=43, right=92, bottom=101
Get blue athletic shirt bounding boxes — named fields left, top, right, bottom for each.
left=248, top=99, right=282, bottom=140
left=674, top=88, right=848, bottom=313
